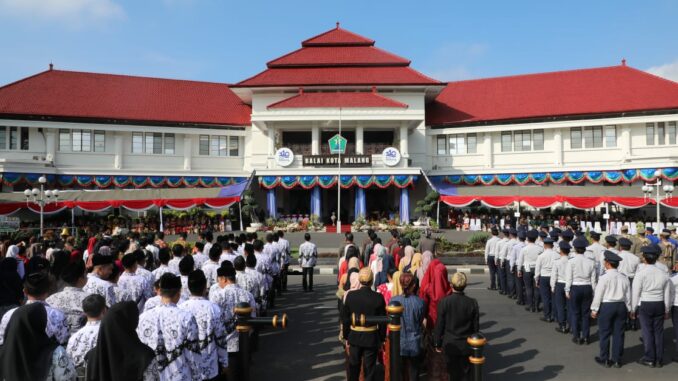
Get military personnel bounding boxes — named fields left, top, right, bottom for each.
left=511, top=231, right=527, bottom=304
left=566, top=237, right=597, bottom=345
left=496, top=229, right=510, bottom=295
left=659, top=229, right=676, bottom=268
left=508, top=230, right=524, bottom=301
left=631, top=245, right=672, bottom=367
left=535, top=237, right=559, bottom=322
left=502, top=229, right=519, bottom=298
left=619, top=225, right=641, bottom=255
left=484, top=228, right=501, bottom=291
left=519, top=230, right=543, bottom=312
left=551, top=241, right=571, bottom=333
left=645, top=227, right=659, bottom=245
left=591, top=251, right=631, bottom=368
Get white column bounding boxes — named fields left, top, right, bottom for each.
left=553, top=128, right=563, bottom=166
left=399, top=122, right=408, bottom=155
left=311, top=123, right=320, bottom=155
left=483, top=132, right=493, bottom=168
left=183, top=135, right=192, bottom=170
left=356, top=123, right=364, bottom=154
left=621, top=125, right=631, bottom=160
left=268, top=125, right=276, bottom=156
left=44, top=129, right=56, bottom=161
left=114, top=133, right=123, bottom=169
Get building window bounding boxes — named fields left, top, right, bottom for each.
left=501, top=131, right=512, bottom=152
left=199, top=135, right=210, bottom=155
left=145, top=133, right=162, bottom=154
left=513, top=130, right=531, bottom=152
left=646, top=123, right=655, bottom=145
left=604, top=126, right=616, bottom=147
left=0, top=127, right=5, bottom=149
left=657, top=122, right=666, bottom=145
left=436, top=136, right=446, bottom=155
left=467, top=133, right=477, bottom=154
left=448, top=134, right=466, bottom=154
left=570, top=127, right=582, bottom=149
left=583, top=126, right=603, bottom=148
left=229, top=136, right=239, bottom=156
left=7, top=127, right=29, bottom=151
left=72, top=129, right=92, bottom=152
left=59, top=129, right=69, bottom=151
left=132, top=133, right=144, bottom=153
left=533, top=129, right=544, bottom=151
left=669, top=122, right=677, bottom=145
left=94, top=131, right=105, bottom=152
left=164, top=133, right=175, bottom=155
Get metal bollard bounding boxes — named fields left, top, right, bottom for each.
left=235, top=302, right=288, bottom=381
left=352, top=301, right=403, bottom=381
left=467, top=332, right=487, bottom=381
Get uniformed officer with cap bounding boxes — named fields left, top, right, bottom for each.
left=496, top=229, right=510, bottom=295
left=631, top=245, right=671, bottom=367
left=566, top=237, right=597, bottom=345
left=537, top=231, right=548, bottom=248
left=591, top=251, right=631, bottom=368
left=503, top=229, right=519, bottom=299
left=535, top=237, right=559, bottom=322
left=617, top=237, right=641, bottom=331
left=485, top=228, right=501, bottom=291
left=561, top=230, right=575, bottom=256
left=551, top=241, right=572, bottom=333
left=519, top=230, right=543, bottom=312
left=587, top=231, right=605, bottom=268
left=512, top=231, right=527, bottom=304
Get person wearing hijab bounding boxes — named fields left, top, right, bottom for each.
left=371, top=246, right=394, bottom=289
left=85, top=301, right=158, bottom=381
left=338, top=257, right=361, bottom=302
left=399, top=246, right=415, bottom=273
left=391, top=271, right=404, bottom=299
left=137, top=273, right=201, bottom=380
left=417, top=251, right=434, bottom=282
left=419, top=259, right=452, bottom=381
left=0, top=303, right=76, bottom=381
left=0, top=271, right=70, bottom=347
left=0, top=257, right=23, bottom=319
left=409, top=252, right=423, bottom=276
left=7, top=244, right=26, bottom=279
left=338, top=245, right=362, bottom=283
left=377, top=268, right=398, bottom=306
left=391, top=272, right=426, bottom=381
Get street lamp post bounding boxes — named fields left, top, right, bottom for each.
left=23, top=176, right=59, bottom=237
left=641, top=170, right=674, bottom=231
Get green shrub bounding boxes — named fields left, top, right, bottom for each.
left=468, top=232, right=491, bottom=248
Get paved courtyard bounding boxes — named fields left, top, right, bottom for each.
left=254, top=274, right=678, bottom=381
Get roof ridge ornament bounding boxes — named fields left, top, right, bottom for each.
left=621, top=58, right=626, bottom=66
left=49, top=62, right=53, bottom=71
left=336, top=21, right=340, bottom=29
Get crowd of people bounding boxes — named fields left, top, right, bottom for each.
left=0, top=228, right=301, bottom=381
left=485, top=221, right=678, bottom=368
left=336, top=229, right=477, bottom=381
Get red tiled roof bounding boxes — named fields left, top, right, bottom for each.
left=426, top=65, right=678, bottom=126
left=267, top=90, right=408, bottom=109
left=237, top=67, right=440, bottom=87
left=267, top=46, right=410, bottom=68
left=302, top=25, right=374, bottom=46
left=236, top=25, right=441, bottom=88
left=0, top=69, right=251, bottom=126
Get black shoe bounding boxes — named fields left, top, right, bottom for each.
left=612, top=361, right=622, bottom=368
left=531, top=307, right=537, bottom=313
left=487, top=287, right=497, bottom=291
left=572, top=337, right=581, bottom=345
left=655, top=361, right=663, bottom=368
left=499, top=291, right=505, bottom=295
left=582, top=337, right=590, bottom=345
left=537, top=307, right=543, bottom=312
left=540, top=317, right=554, bottom=323
left=635, top=359, right=655, bottom=368
left=525, top=306, right=532, bottom=312
left=595, top=357, right=611, bottom=368
left=516, top=301, right=525, bottom=305
left=555, top=326, right=567, bottom=334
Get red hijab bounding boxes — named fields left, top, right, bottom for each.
left=419, top=259, right=451, bottom=327
left=87, top=237, right=97, bottom=254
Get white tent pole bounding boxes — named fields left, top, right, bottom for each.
left=159, top=206, right=164, bottom=232
left=239, top=201, right=244, bottom=232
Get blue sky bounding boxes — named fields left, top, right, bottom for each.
left=1, top=0, right=677, bottom=86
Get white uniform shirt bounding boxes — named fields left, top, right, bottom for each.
left=671, top=273, right=678, bottom=307
left=508, top=241, right=525, bottom=269
left=254, top=251, right=272, bottom=287
left=535, top=249, right=560, bottom=278
left=565, top=254, right=597, bottom=293
left=591, top=269, right=631, bottom=312
left=201, top=260, right=220, bottom=288
left=631, top=264, right=671, bottom=313
left=137, top=303, right=202, bottom=381
left=152, top=264, right=178, bottom=280
left=66, top=320, right=100, bottom=368
left=484, top=235, right=500, bottom=262
left=144, top=295, right=162, bottom=313
left=500, top=238, right=518, bottom=263
left=0, top=300, right=70, bottom=346
left=278, top=238, right=291, bottom=265
left=168, top=257, right=182, bottom=275
left=617, top=250, right=640, bottom=279
left=118, top=272, right=154, bottom=311
left=246, top=267, right=268, bottom=297
left=192, top=253, right=208, bottom=270
left=219, top=251, right=237, bottom=265
left=520, top=243, right=543, bottom=273
left=180, top=275, right=191, bottom=304
left=236, top=270, right=260, bottom=302
left=299, top=241, right=318, bottom=268
left=263, top=243, right=281, bottom=275
left=83, top=273, right=116, bottom=307
left=208, top=284, right=256, bottom=353
left=495, top=238, right=509, bottom=262
left=178, top=296, right=230, bottom=379
left=135, top=266, right=156, bottom=296
left=46, top=286, right=91, bottom=334
left=550, top=256, right=569, bottom=291
left=47, top=345, right=77, bottom=381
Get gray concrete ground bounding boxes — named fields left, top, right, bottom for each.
left=251, top=274, right=678, bottom=381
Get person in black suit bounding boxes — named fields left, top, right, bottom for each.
left=434, top=272, right=480, bottom=381
left=341, top=267, right=387, bottom=381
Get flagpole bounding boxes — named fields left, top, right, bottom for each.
left=337, top=107, right=342, bottom=234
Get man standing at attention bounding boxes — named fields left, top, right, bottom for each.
left=566, top=237, right=597, bottom=345
left=535, top=237, right=559, bottom=322
left=341, top=268, right=386, bottom=381
left=277, top=230, right=291, bottom=292
left=434, top=272, right=480, bottom=381
left=299, top=233, right=318, bottom=292
left=485, top=228, right=500, bottom=291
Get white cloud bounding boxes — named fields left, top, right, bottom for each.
left=647, top=59, right=678, bottom=82
left=0, top=0, right=124, bottom=24
left=422, top=43, right=489, bottom=82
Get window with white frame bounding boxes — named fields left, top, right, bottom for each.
left=435, top=133, right=477, bottom=155
left=1, top=126, right=29, bottom=150
left=571, top=126, right=609, bottom=149
left=513, top=130, right=531, bottom=151
left=501, top=129, right=543, bottom=152
left=436, top=136, right=446, bottom=155
left=604, top=126, right=616, bottom=147
left=501, top=131, right=512, bottom=152
left=570, top=127, right=582, bottom=149
left=199, top=135, right=240, bottom=157
left=533, top=129, right=544, bottom=150
left=131, top=132, right=175, bottom=154
left=646, top=122, right=677, bottom=145
left=58, top=129, right=105, bottom=152
left=583, top=126, right=603, bottom=148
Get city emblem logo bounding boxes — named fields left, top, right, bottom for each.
left=382, top=147, right=401, bottom=166
left=328, top=134, right=347, bottom=154
left=275, top=147, right=294, bottom=167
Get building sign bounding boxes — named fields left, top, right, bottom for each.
left=275, top=147, right=294, bottom=167
left=382, top=147, right=401, bottom=166
left=302, top=155, right=371, bottom=167
left=328, top=134, right=347, bottom=154
left=0, top=216, right=20, bottom=233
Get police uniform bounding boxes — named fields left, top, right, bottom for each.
left=591, top=251, right=631, bottom=368
left=618, top=237, right=641, bottom=330
left=632, top=244, right=672, bottom=367
left=508, top=231, right=525, bottom=300
left=519, top=230, right=543, bottom=312
left=560, top=230, right=575, bottom=258
left=535, top=237, right=559, bottom=322
left=551, top=241, right=571, bottom=333
left=502, top=229, right=519, bottom=298
left=485, top=230, right=501, bottom=290
left=496, top=230, right=510, bottom=295
left=587, top=232, right=605, bottom=272
left=566, top=237, right=597, bottom=344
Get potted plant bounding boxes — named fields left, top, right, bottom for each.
left=241, top=190, right=262, bottom=232
left=414, top=190, right=439, bottom=226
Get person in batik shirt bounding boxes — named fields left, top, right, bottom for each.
left=179, top=255, right=195, bottom=303
left=152, top=247, right=178, bottom=281
left=137, top=273, right=201, bottom=381
left=66, top=294, right=106, bottom=370
left=83, top=255, right=116, bottom=307
left=117, top=253, right=154, bottom=312
left=46, top=259, right=91, bottom=334
left=202, top=244, right=222, bottom=288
